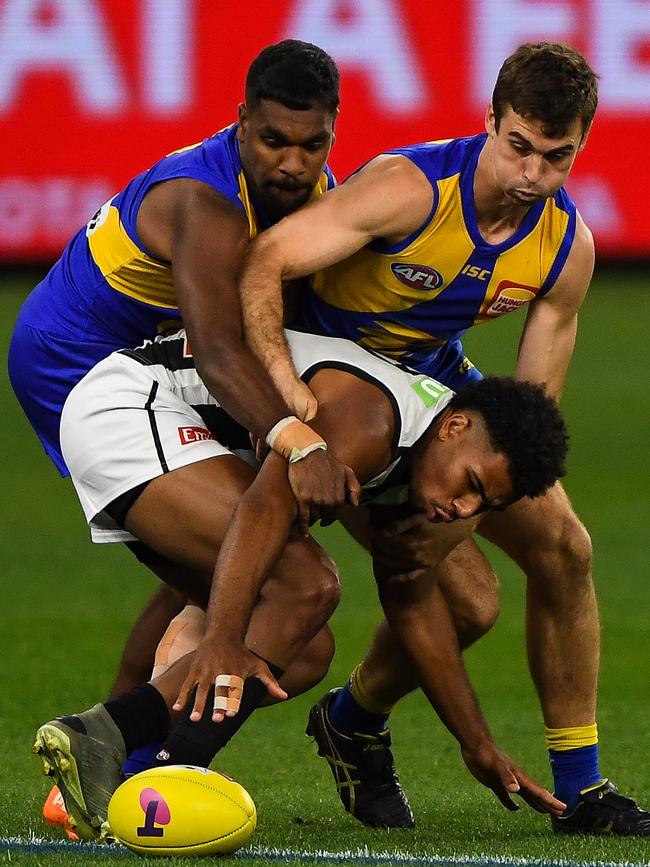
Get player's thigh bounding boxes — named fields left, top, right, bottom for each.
left=124, top=454, right=257, bottom=577
left=478, top=482, right=590, bottom=574
left=436, top=537, right=499, bottom=616
left=126, top=460, right=339, bottom=611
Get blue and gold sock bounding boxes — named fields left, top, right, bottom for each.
left=328, top=664, right=392, bottom=735
left=546, top=724, right=603, bottom=810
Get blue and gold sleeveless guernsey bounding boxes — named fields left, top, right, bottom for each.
left=301, top=133, right=577, bottom=389
left=8, top=123, right=335, bottom=474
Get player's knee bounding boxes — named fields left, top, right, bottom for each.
left=290, top=628, right=335, bottom=695
left=562, top=517, right=593, bottom=578
left=538, top=512, right=592, bottom=580
left=276, top=543, right=341, bottom=629
left=461, top=593, right=500, bottom=647
left=297, top=558, right=341, bottom=626
left=449, top=574, right=500, bottom=648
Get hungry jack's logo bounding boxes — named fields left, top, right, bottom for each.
left=486, top=281, right=536, bottom=315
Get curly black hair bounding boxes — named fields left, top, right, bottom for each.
left=493, top=42, right=598, bottom=137
left=246, top=40, right=340, bottom=113
left=449, top=377, right=568, bottom=500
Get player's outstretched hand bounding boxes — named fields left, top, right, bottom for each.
left=173, top=636, right=288, bottom=724
left=461, top=742, right=566, bottom=816
left=288, top=450, right=361, bottom=536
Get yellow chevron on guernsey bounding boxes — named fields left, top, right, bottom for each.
left=87, top=205, right=177, bottom=308
left=357, top=322, right=446, bottom=358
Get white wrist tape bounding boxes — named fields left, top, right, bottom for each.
left=265, top=415, right=299, bottom=450
left=266, top=416, right=328, bottom=462
left=288, top=441, right=328, bottom=464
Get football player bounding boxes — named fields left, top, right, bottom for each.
left=236, top=42, right=650, bottom=834
left=34, top=327, right=568, bottom=841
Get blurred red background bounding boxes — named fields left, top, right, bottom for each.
left=1, top=0, right=647, bottom=260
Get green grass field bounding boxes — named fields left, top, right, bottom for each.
left=1, top=269, right=649, bottom=866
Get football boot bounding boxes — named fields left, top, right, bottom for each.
left=305, top=688, right=414, bottom=828
left=552, top=779, right=650, bottom=836
left=33, top=703, right=126, bottom=842
left=42, top=785, right=80, bottom=841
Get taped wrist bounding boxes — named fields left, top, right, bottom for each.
left=265, top=415, right=327, bottom=464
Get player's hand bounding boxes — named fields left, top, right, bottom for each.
left=269, top=366, right=318, bottom=422
left=288, top=450, right=361, bottom=536
left=173, top=635, right=288, bottom=724
left=369, top=506, right=468, bottom=582
left=461, top=742, right=566, bottom=816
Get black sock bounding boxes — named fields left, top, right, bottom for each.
left=157, top=660, right=284, bottom=768
left=104, top=683, right=170, bottom=755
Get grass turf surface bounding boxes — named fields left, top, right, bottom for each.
left=1, top=268, right=649, bottom=865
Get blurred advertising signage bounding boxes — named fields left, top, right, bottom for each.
left=1, top=0, right=648, bottom=260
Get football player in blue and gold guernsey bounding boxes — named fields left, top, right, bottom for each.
left=9, top=40, right=359, bottom=835
left=239, top=43, right=650, bottom=835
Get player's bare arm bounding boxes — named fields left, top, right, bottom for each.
left=138, top=178, right=296, bottom=439
left=175, top=370, right=394, bottom=722
left=239, top=156, right=434, bottom=411
left=138, top=178, right=358, bottom=517
left=370, top=514, right=565, bottom=816
left=516, top=213, right=594, bottom=399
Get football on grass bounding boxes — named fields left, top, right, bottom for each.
left=107, top=765, right=256, bottom=856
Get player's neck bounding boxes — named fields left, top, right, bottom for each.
left=473, top=144, right=532, bottom=245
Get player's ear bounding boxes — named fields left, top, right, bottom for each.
left=237, top=103, right=248, bottom=138
left=577, top=122, right=591, bottom=152
left=438, top=411, right=470, bottom=440
left=485, top=103, right=497, bottom=137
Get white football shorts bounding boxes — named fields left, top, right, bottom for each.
left=60, top=353, right=245, bottom=544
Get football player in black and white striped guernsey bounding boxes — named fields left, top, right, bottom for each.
left=35, top=328, right=568, bottom=842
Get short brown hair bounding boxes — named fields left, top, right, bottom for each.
left=492, top=42, right=598, bottom=138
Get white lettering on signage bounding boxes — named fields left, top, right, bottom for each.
left=0, top=0, right=127, bottom=112
left=0, top=0, right=192, bottom=114
left=0, top=177, right=113, bottom=244
left=472, top=0, right=577, bottom=105
left=472, top=0, right=650, bottom=110
left=284, top=0, right=426, bottom=112
left=142, top=0, right=192, bottom=112
left=593, top=0, right=650, bottom=108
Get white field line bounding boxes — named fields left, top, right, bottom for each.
left=0, top=836, right=647, bottom=867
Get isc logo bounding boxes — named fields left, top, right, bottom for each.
left=391, top=263, right=444, bottom=290
left=461, top=264, right=491, bottom=281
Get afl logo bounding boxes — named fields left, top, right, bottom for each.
left=391, top=263, right=444, bottom=290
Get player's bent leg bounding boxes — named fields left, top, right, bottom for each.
left=248, top=534, right=340, bottom=669
left=479, top=483, right=597, bottom=727
left=277, top=626, right=335, bottom=699
left=306, top=535, right=499, bottom=829
left=331, top=537, right=500, bottom=711
left=479, top=483, right=650, bottom=835
left=108, top=580, right=186, bottom=697
left=151, top=604, right=335, bottom=702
